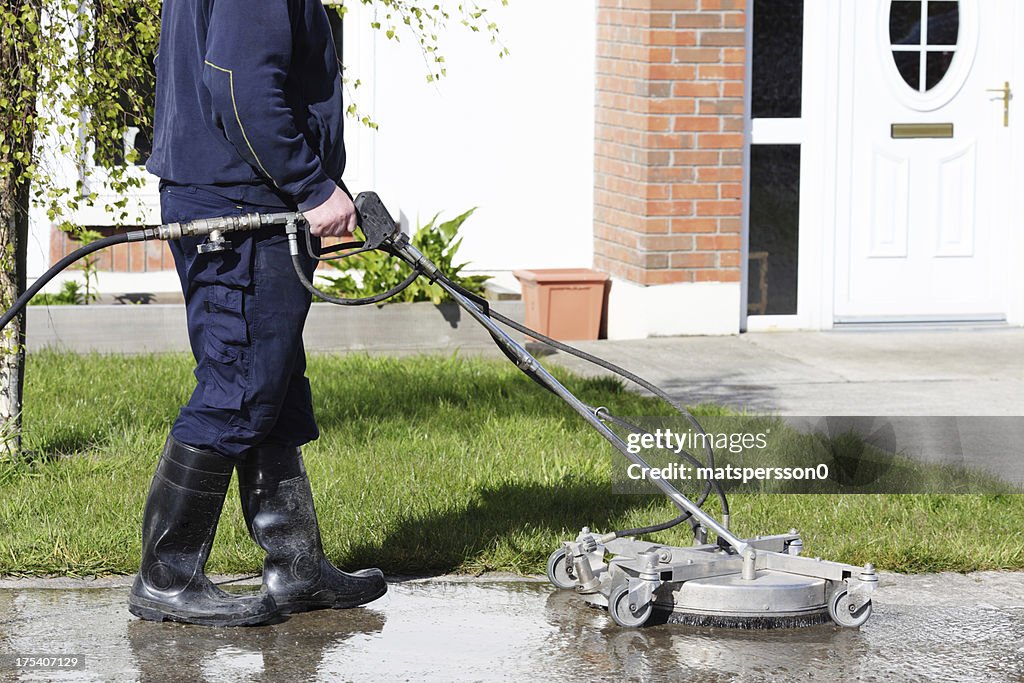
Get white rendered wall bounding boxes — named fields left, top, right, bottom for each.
left=359, top=1, right=597, bottom=274
left=606, top=279, right=741, bottom=339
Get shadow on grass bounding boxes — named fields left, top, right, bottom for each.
left=343, top=480, right=671, bottom=576
left=21, top=432, right=101, bottom=459
left=24, top=353, right=668, bottom=458
left=307, top=354, right=656, bottom=432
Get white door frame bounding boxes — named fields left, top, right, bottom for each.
left=1009, top=3, right=1024, bottom=326
left=743, top=0, right=834, bottom=331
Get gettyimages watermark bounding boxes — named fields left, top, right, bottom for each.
left=625, top=428, right=770, bottom=455
left=624, top=427, right=828, bottom=484
left=609, top=416, right=1024, bottom=495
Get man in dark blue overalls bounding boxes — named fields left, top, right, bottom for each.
left=129, top=0, right=386, bottom=626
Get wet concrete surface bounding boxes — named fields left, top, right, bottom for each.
left=1, top=573, right=1023, bottom=682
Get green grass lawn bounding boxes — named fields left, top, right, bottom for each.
left=0, top=351, right=1020, bottom=577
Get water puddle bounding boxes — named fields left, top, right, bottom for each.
left=0, top=579, right=1022, bottom=681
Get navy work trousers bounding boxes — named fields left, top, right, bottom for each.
left=161, top=184, right=320, bottom=459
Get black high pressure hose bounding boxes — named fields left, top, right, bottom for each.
left=0, top=231, right=150, bottom=332
left=290, top=250, right=420, bottom=306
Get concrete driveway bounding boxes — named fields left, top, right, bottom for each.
left=549, top=328, right=1024, bottom=485
left=549, top=327, right=1024, bottom=416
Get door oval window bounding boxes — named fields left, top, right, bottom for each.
left=889, top=0, right=959, bottom=92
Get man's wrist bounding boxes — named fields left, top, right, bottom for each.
left=294, top=173, right=337, bottom=212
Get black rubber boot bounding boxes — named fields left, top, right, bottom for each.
left=238, top=445, right=387, bottom=614
left=128, top=436, right=279, bottom=626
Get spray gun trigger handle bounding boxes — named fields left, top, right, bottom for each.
left=353, top=191, right=400, bottom=249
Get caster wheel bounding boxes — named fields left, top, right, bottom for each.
left=546, top=549, right=577, bottom=590
left=608, top=583, right=653, bottom=628
left=829, top=588, right=872, bottom=628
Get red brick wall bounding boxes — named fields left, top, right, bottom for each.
left=594, top=0, right=745, bottom=285
left=50, top=228, right=174, bottom=273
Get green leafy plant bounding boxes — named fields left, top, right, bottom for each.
left=319, top=209, right=490, bottom=305
left=30, top=280, right=84, bottom=306
left=75, top=229, right=103, bottom=304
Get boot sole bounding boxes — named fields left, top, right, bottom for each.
left=128, top=597, right=277, bottom=627
left=276, top=582, right=389, bottom=615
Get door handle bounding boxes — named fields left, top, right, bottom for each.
left=986, top=81, right=1011, bottom=127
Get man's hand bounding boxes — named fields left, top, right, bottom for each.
left=303, top=185, right=357, bottom=237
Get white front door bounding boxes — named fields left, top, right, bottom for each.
left=834, top=0, right=1014, bottom=322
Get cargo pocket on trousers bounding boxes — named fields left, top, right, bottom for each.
left=198, top=285, right=249, bottom=411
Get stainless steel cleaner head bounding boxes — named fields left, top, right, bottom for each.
left=548, top=530, right=877, bottom=629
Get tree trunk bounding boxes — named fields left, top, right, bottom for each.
left=0, top=173, right=30, bottom=455
left=0, top=1, right=39, bottom=455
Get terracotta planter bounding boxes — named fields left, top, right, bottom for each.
left=513, top=268, right=610, bottom=341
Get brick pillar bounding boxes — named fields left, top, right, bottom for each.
left=594, top=0, right=745, bottom=286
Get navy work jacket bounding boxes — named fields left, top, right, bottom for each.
left=147, top=0, right=346, bottom=212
